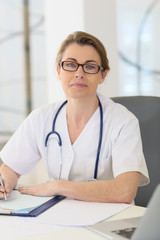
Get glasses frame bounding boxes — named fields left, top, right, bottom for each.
left=60, top=61, right=104, bottom=74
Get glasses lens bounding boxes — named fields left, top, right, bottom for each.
left=83, top=64, right=99, bottom=74
left=62, top=61, right=78, bottom=71
left=61, top=61, right=102, bottom=74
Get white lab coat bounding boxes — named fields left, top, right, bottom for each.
left=0, top=94, right=149, bottom=185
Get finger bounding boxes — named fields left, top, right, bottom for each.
left=4, top=185, right=13, bottom=196
left=18, top=185, right=48, bottom=197
left=0, top=190, right=9, bottom=199
left=0, top=191, right=5, bottom=199
left=0, top=186, right=5, bottom=192
left=18, top=186, right=36, bottom=195
left=1, top=181, right=13, bottom=194
left=18, top=185, right=33, bottom=191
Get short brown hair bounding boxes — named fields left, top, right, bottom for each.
left=56, top=31, right=110, bottom=71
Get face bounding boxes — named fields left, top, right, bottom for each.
left=57, top=43, right=108, bottom=100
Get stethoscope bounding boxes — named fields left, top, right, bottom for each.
left=45, top=97, right=103, bottom=180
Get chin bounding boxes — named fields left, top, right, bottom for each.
left=66, top=91, right=88, bottom=99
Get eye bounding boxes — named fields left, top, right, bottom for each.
left=85, top=64, right=97, bottom=70
left=85, top=64, right=98, bottom=72
left=66, top=62, right=77, bottom=68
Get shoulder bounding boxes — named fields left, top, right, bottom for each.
left=18, top=100, right=67, bottom=134
left=98, top=93, right=137, bottom=118
left=28, top=101, right=65, bottom=123
left=98, top=93, right=139, bottom=129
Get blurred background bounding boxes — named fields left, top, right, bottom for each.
left=0, top=0, right=160, bottom=148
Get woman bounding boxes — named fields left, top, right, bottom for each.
left=0, top=31, right=149, bottom=203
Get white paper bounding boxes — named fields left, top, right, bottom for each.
left=0, top=217, right=62, bottom=240
left=25, top=198, right=131, bottom=226
left=0, top=190, right=52, bottom=211
left=0, top=197, right=131, bottom=240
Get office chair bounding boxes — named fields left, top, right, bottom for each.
left=112, top=96, right=160, bottom=207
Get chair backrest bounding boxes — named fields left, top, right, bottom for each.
left=112, top=96, right=160, bottom=207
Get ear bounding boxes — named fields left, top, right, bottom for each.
left=56, top=64, right=61, bottom=80
left=99, top=70, right=108, bottom=84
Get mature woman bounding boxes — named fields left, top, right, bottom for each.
left=0, top=31, right=149, bottom=203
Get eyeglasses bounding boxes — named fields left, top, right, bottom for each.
left=60, top=61, right=104, bottom=74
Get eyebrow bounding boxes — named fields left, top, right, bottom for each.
left=64, top=58, right=99, bottom=64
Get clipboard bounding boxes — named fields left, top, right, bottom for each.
left=0, top=195, right=65, bottom=217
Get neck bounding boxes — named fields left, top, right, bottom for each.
left=66, top=96, right=99, bottom=123
left=65, top=95, right=99, bottom=144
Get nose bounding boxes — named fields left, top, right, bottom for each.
left=75, top=65, right=84, bottom=79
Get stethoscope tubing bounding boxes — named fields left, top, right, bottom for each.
left=94, top=98, right=103, bottom=179
left=45, top=97, right=103, bottom=180
left=45, top=100, right=67, bottom=147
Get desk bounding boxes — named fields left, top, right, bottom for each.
left=0, top=205, right=145, bottom=240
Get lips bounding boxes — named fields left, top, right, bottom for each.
left=71, top=83, right=87, bottom=88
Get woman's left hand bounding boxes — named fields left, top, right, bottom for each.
left=18, top=182, right=57, bottom=197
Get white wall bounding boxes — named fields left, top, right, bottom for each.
left=83, top=0, right=119, bottom=97
left=45, top=0, right=119, bottom=103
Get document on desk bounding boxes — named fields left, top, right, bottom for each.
left=0, top=191, right=131, bottom=226
left=26, top=198, right=131, bottom=226
left=0, top=190, right=64, bottom=216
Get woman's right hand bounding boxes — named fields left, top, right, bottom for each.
left=0, top=163, right=21, bottom=199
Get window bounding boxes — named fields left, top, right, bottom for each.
left=117, top=0, right=160, bottom=96
left=0, top=0, right=47, bottom=136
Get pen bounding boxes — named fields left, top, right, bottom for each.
left=0, top=173, right=7, bottom=200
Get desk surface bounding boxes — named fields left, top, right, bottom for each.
left=12, top=205, right=145, bottom=240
